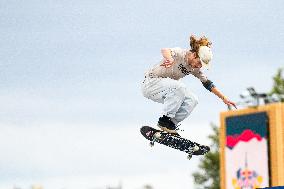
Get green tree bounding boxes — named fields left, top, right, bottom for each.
left=270, top=68, right=284, bottom=102
left=192, top=123, right=220, bottom=189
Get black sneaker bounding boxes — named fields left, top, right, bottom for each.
left=157, top=115, right=178, bottom=134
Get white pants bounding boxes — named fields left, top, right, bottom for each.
left=141, top=76, right=198, bottom=124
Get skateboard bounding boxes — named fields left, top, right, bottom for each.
left=140, top=126, right=210, bottom=160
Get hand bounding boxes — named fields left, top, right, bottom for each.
left=160, top=58, right=174, bottom=68
left=223, top=97, right=237, bottom=109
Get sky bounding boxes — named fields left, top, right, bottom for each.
left=0, top=0, right=284, bottom=189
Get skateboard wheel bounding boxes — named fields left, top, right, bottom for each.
left=193, top=145, right=199, bottom=151
left=149, top=141, right=154, bottom=147
left=187, top=154, right=192, bottom=160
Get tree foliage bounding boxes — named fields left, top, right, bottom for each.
left=270, top=68, right=284, bottom=102
left=192, top=123, right=220, bottom=189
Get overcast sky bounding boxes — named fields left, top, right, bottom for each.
left=0, top=0, right=284, bottom=189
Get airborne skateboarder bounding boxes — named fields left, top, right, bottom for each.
left=141, top=35, right=237, bottom=134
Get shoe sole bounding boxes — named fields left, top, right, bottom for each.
left=158, top=125, right=178, bottom=134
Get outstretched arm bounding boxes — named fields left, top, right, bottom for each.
left=211, top=87, right=237, bottom=109
left=193, top=71, right=237, bottom=109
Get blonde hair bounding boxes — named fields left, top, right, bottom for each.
left=189, top=35, right=212, bottom=53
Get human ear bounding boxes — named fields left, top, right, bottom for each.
left=193, top=52, right=198, bottom=58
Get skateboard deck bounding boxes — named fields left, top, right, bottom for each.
left=140, top=126, right=210, bottom=160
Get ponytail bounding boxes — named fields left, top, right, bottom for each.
left=189, top=35, right=212, bottom=53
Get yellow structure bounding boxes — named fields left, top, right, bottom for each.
left=220, top=102, right=284, bottom=188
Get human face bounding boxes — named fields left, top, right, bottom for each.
left=187, top=52, right=202, bottom=69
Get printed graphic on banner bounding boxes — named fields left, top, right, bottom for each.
left=225, top=112, right=269, bottom=189
left=232, top=153, right=263, bottom=189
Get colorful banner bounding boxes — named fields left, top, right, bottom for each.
left=225, top=112, right=270, bottom=189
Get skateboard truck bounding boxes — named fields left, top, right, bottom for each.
left=149, top=132, right=163, bottom=147
left=187, top=145, right=199, bottom=160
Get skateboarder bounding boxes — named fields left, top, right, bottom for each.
left=141, top=35, right=237, bottom=134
